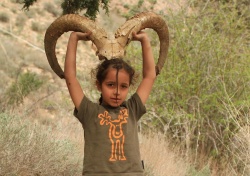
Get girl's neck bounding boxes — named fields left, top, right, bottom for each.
left=101, top=101, right=125, bottom=109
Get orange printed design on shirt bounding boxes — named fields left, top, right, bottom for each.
left=98, top=109, right=128, bottom=161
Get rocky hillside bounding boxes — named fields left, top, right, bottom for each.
left=0, top=0, right=177, bottom=125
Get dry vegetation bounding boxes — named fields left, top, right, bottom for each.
left=0, top=0, right=250, bottom=175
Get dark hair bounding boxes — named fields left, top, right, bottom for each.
left=93, top=58, right=136, bottom=85
left=91, top=58, right=137, bottom=104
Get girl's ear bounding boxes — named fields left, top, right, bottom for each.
left=96, top=81, right=101, bottom=92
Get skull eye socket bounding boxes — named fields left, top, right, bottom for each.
left=98, top=55, right=107, bottom=61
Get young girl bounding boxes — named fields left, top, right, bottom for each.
left=64, top=31, right=156, bottom=175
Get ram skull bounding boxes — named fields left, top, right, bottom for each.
left=44, top=11, right=169, bottom=79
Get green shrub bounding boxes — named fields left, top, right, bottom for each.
left=10, top=0, right=23, bottom=3
left=121, top=0, right=146, bottom=19
left=15, top=14, right=28, bottom=27
left=0, top=12, right=10, bottom=23
left=31, top=21, right=44, bottom=32
left=24, top=9, right=36, bottom=18
left=127, top=0, right=250, bottom=174
left=188, top=165, right=211, bottom=176
left=123, top=4, right=129, bottom=9
left=43, top=2, right=61, bottom=17
left=5, top=72, right=43, bottom=106
left=167, top=0, right=247, bottom=169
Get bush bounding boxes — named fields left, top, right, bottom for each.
left=31, top=21, right=44, bottom=32
left=0, top=12, right=10, bottom=23
left=10, top=0, right=23, bottom=3
left=5, top=71, right=43, bottom=106
left=0, top=113, right=81, bottom=175
left=15, top=14, right=28, bottom=27
left=43, top=2, right=61, bottom=17
left=127, top=0, right=250, bottom=174
left=121, top=0, right=146, bottom=19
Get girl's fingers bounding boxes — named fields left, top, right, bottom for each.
left=132, top=32, right=140, bottom=41
left=132, top=31, right=146, bottom=41
left=75, top=32, right=92, bottom=41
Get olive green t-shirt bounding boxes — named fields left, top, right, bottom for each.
left=74, top=93, right=146, bottom=176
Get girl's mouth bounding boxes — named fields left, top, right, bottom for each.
left=111, top=98, right=120, bottom=102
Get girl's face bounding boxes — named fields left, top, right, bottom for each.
left=97, top=68, right=130, bottom=107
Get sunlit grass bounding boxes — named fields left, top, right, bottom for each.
left=0, top=113, right=82, bottom=175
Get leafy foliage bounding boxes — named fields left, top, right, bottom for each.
left=22, top=0, right=37, bottom=9
left=4, top=72, right=43, bottom=107
left=21, top=0, right=110, bottom=19
left=121, top=0, right=157, bottom=19
left=127, top=0, right=250, bottom=173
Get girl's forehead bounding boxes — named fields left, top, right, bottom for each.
left=105, top=68, right=130, bottom=82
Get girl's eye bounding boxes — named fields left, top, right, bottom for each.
left=121, top=85, right=128, bottom=89
left=107, top=83, right=115, bottom=87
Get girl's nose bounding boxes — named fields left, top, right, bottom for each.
left=114, top=87, right=120, bottom=95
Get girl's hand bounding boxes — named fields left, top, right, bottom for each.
left=71, top=31, right=92, bottom=41
left=132, top=31, right=150, bottom=42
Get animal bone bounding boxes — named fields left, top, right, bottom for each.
left=44, top=12, right=169, bottom=79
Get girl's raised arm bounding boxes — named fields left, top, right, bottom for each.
left=132, top=31, right=156, bottom=105
left=64, top=32, right=91, bottom=110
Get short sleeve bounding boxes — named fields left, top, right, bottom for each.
left=73, top=96, right=99, bottom=126
left=127, top=93, right=146, bottom=121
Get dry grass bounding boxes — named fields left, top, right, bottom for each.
left=0, top=113, right=82, bottom=175
left=233, top=126, right=250, bottom=174
left=140, top=133, right=188, bottom=176
left=0, top=111, right=191, bottom=176
left=2, top=108, right=250, bottom=175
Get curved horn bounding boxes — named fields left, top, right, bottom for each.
left=115, top=12, right=169, bottom=75
left=44, top=14, right=108, bottom=78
